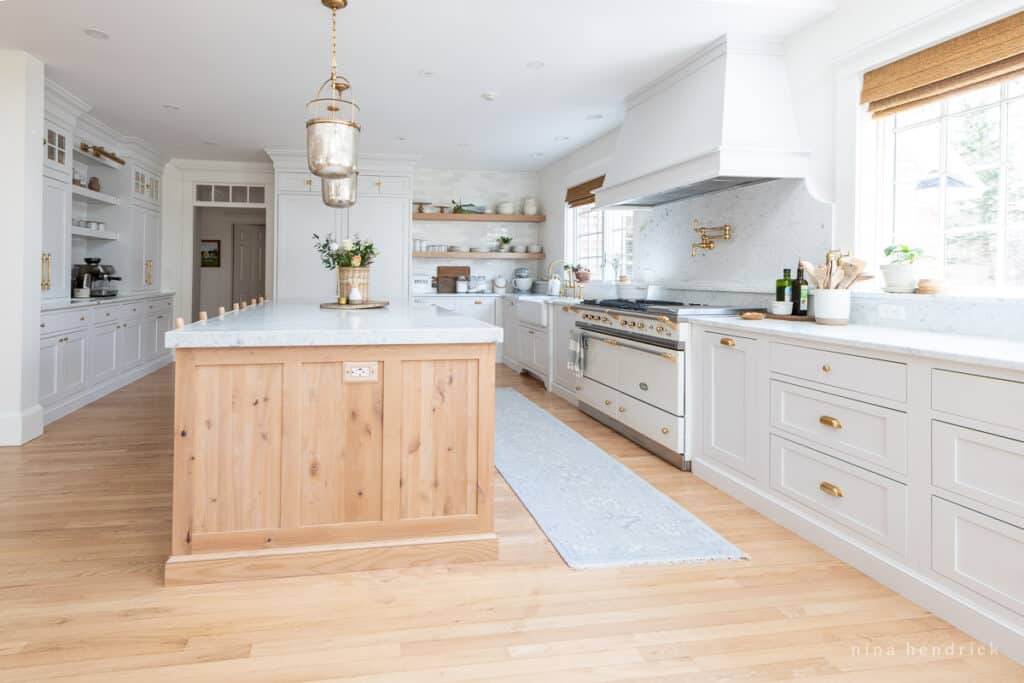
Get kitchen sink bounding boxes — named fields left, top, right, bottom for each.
left=516, top=296, right=550, bottom=327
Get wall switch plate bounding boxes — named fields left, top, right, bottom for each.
left=878, top=304, right=906, bottom=321
left=343, top=361, right=379, bottom=383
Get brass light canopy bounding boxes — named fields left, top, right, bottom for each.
left=322, top=172, right=358, bottom=208
left=306, top=0, right=360, bottom=185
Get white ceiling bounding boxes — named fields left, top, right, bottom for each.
left=0, top=0, right=834, bottom=170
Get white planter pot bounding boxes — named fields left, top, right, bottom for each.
left=880, top=263, right=920, bottom=293
left=812, top=289, right=851, bottom=326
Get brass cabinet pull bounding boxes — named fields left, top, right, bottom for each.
left=304, top=178, right=313, bottom=187
left=822, top=364, right=832, bottom=373
left=604, top=399, right=613, bottom=406
left=819, top=481, right=843, bottom=498
left=720, top=337, right=735, bottom=347
left=618, top=406, right=626, bottom=413
left=819, top=415, right=843, bottom=430
left=575, top=385, right=581, bottom=391
left=474, top=300, right=482, bottom=304
left=661, top=427, right=670, bottom=435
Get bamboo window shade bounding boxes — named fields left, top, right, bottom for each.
left=860, top=11, right=1024, bottom=118
left=565, top=175, right=605, bottom=208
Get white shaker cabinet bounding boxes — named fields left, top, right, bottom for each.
left=501, top=298, right=519, bottom=366
left=701, top=330, right=760, bottom=479
left=275, top=193, right=340, bottom=302
left=346, top=194, right=409, bottom=303
left=550, top=304, right=577, bottom=396
left=38, top=335, right=60, bottom=405
left=57, top=330, right=88, bottom=398
left=41, top=176, right=71, bottom=299
left=87, top=321, right=119, bottom=384
left=132, top=206, right=161, bottom=290
left=117, top=317, right=143, bottom=371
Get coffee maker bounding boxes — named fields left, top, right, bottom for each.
left=71, top=258, right=122, bottom=298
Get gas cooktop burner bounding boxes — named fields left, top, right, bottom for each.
left=580, top=298, right=705, bottom=311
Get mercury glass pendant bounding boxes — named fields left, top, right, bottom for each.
left=321, top=173, right=358, bottom=208
left=306, top=0, right=360, bottom=182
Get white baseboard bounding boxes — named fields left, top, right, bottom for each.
left=43, top=353, right=173, bottom=427
left=0, top=403, right=44, bottom=446
left=693, top=458, right=1024, bottom=665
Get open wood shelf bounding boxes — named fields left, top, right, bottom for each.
left=412, top=212, right=545, bottom=223
left=73, top=146, right=124, bottom=171
left=71, top=185, right=120, bottom=206
left=412, top=251, right=544, bottom=260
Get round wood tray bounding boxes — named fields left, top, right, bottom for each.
left=320, top=301, right=390, bottom=310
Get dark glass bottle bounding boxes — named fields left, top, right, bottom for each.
left=792, top=266, right=810, bottom=316
left=775, top=268, right=792, bottom=303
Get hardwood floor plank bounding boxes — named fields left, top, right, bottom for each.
left=0, top=364, right=1018, bottom=680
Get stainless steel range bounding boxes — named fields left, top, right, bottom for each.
left=571, top=298, right=756, bottom=470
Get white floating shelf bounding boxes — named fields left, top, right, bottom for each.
left=73, top=146, right=124, bottom=171
left=71, top=185, right=120, bottom=206
left=71, top=227, right=119, bottom=241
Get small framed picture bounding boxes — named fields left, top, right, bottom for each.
left=200, top=239, right=221, bottom=268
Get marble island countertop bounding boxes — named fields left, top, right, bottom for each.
left=692, top=316, right=1024, bottom=373
left=165, top=300, right=503, bottom=348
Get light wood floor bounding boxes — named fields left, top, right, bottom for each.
left=0, top=365, right=1020, bottom=682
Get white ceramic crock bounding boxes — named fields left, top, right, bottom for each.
left=812, top=289, right=851, bottom=325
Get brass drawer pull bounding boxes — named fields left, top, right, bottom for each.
left=618, top=406, right=626, bottom=413
left=720, top=337, right=735, bottom=347
left=819, top=415, right=843, bottom=430
left=822, top=364, right=832, bottom=373
left=604, top=399, right=613, bottom=406
left=819, top=481, right=843, bottom=498
left=661, top=427, right=670, bottom=435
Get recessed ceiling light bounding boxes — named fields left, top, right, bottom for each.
left=162, top=103, right=181, bottom=111
left=525, top=60, right=545, bottom=70
left=532, top=152, right=545, bottom=158
left=203, top=140, right=218, bottom=146
left=396, top=136, right=407, bottom=142
left=480, top=91, right=499, bottom=102
left=418, top=69, right=435, bottom=78
left=586, top=113, right=604, bottom=120
left=457, top=143, right=471, bottom=149
left=554, top=136, right=570, bottom=142
left=83, top=28, right=110, bottom=40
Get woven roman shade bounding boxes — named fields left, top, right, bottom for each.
left=565, top=175, right=605, bottom=208
left=861, top=11, right=1024, bottom=118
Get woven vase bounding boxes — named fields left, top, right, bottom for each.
left=336, top=266, right=370, bottom=304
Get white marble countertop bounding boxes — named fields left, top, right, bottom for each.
left=691, top=316, right=1024, bottom=372
left=42, top=290, right=175, bottom=311
left=165, top=300, right=503, bottom=348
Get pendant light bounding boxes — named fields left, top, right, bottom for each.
left=321, top=173, right=358, bottom=208
left=306, top=0, right=360, bottom=184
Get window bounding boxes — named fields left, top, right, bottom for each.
left=874, top=76, right=1024, bottom=293
left=570, top=204, right=635, bottom=281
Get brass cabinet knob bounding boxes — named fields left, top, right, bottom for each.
left=575, top=385, right=581, bottom=391
left=819, top=415, right=843, bottom=430
left=604, top=399, right=613, bottom=406
left=822, top=364, right=832, bottom=373
left=720, top=337, right=735, bottom=347
left=304, top=178, right=313, bottom=187
left=661, top=427, right=670, bottom=435
left=618, top=406, right=626, bottom=413
left=474, top=300, right=482, bottom=304
left=819, top=481, right=843, bottom=497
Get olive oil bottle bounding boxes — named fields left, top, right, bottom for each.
left=775, top=268, right=792, bottom=303
left=792, top=266, right=809, bottom=316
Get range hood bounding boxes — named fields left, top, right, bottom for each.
left=595, top=36, right=808, bottom=209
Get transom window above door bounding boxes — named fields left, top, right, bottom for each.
left=194, top=184, right=267, bottom=207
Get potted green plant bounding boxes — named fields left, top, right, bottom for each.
left=313, top=234, right=378, bottom=304
left=496, top=235, right=513, bottom=252
left=880, top=244, right=924, bottom=293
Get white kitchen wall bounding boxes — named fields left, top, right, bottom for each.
left=632, top=179, right=832, bottom=291
left=413, top=167, right=545, bottom=284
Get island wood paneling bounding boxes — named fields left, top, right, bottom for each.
left=298, top=362, right=384, bottom=525
left=400, top=359, right=479, bottom=519
left=168, top=343, right=496, bottom=584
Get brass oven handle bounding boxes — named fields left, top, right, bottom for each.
left=819, top=416, right=843, bottom=430
left=720, top=337, right=735, bottom=347
left=819, top=481, right=843, bottom=498
left=591, top=335, right=676, bottom=362
left=654, top=315, right=678, bottom=329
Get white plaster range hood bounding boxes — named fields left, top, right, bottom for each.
left=594, top=36, right=808, bottom=208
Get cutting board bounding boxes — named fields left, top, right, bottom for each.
left=436, top=266, right=470, bottom=294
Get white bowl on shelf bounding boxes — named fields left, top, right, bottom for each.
left=496, top=202, right=516, bottom=215
left=526, top=244, right=543, bottom=253
left=511, top=245, right=526, bottom=253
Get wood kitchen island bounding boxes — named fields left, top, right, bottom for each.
left=163, top=301, right=501, bottom=585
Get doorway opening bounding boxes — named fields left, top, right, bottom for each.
left=192, top=207, right=266, bottom=320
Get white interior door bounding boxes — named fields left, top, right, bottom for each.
left=232, top=223, right=266, bottom=304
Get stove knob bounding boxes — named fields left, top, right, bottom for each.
left=620, top=320, right=628, bottom=326
left=628, top=321, right=636, bottom=327
left=656, top=326, right=665, bottom=333
left=637, top=322, right=645, bottom=329
left=603, top=317, right=610, bottom=323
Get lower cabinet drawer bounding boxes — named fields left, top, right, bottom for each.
left=932, top=369, right=1024, bottom=436
left=932, top=497, right=1024, bottom=617
left=769, top=435, right=907, bottom=556
left=932, top=421, right=1024, bottom=521
left=770, top=380, right=907, bottom=478
left=40, top=308, right=92, bottom=335
left=770, top=342, right=907, bottom=403
left=578, top=378, right=683, bottom=453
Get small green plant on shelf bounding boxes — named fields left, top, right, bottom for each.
left=883, top=244, right=924, bottom=264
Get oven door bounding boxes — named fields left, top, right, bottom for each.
left=581, top=328, right=684, bottom=415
